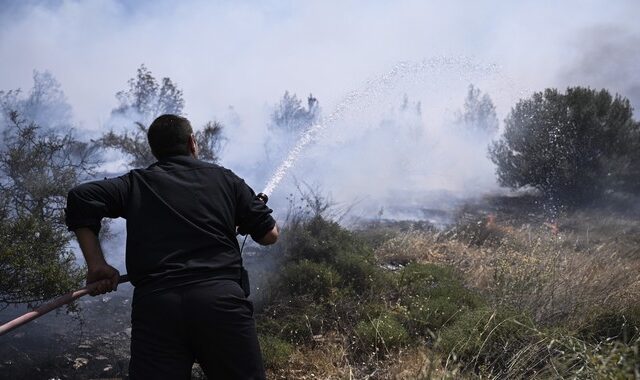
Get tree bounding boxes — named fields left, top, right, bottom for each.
left=270, top=92, right=319, bottom=133
left=98, top=65, right=224, bottom=167
left=456, top=84, right=499, bottom=136
left=489, top=87, right=639, bottom=203
left=0, top=91, right=98, bottom=306
left=0, top=71, right=72, bottom=131
left=265, top=92, right=319, bottom=166
left=112, top=64, right=184, bottom=123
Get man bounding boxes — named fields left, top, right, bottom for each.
left=65, top=114, right=277, bottom=379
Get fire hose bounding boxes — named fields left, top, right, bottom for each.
left=0, top=274, right=130, bottom=337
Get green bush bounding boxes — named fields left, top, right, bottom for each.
left=355, top=312, right=409, bottom=355
left=333, top=252, right=384, bottom=295
left=438, top=307, right=535, bottom=372
left=280, top=260, right=340, bottom=300
left=259, top=334, right=294, bottom=370
left=258, top=301, right=327, bottom=343
left=397, top=263, right=483, bottom=333
left=286, top=216, right=371, bottom=264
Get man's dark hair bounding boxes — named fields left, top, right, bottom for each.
left=148, top=114, right=193, bottom=159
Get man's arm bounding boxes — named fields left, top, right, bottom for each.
left=65, top=176, right=129, bottom=295
left=256, top=224, right=279, bottom=245
left=75, top=227, right=120, bottom=296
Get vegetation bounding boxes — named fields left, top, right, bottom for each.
left=97, top=64, right=225, bottom=167
left=0, top=74, right=94, bottom=307
left=251, top=192, right=640, bottom=379
left=270, top=91, right=319, bottom=134
left=455, top=84, right=499, bottom=137
left=490, top=87, right=640, bottom=203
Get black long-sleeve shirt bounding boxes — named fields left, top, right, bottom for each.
left=65, top=155, right=275, bottom=296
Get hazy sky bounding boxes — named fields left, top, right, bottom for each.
left=1, top=0, right=639, bottom=129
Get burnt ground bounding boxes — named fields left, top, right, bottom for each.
left=0, top=258, right=275, bottom=380
left=0, top=291, right=133, bottom=380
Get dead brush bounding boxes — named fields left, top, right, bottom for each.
left=385, top=347, right=465, bottom=379
left=374, top=230, right=444, bottom=265
left=267, top=333, right=354, bottom=380
left=373, top=211, right=640, bottom=327
left=445, top=223, right=640, bottom=326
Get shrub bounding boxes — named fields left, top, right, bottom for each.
left=279, top=260, right=340, bottom=300
left=285, top=215, right=371, bottom=264
left=258, top=301, right=327, bottom=343
left=355, top=312, right=409, bottom=355
left=333, top=252, right=384, bottom=295
left=259, top=334, right=294, bottom=370
left=397, top=263, right=484, bottom=333
left=438, top=307, right=535, bottom=373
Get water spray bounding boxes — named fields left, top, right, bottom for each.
left=261, top=57, right=500, bottom=195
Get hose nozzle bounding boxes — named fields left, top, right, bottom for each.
left=256, top=192, right=269, bottom=204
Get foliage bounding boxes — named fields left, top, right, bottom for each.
left=265, top=92, right=320, bottom=165
left=397, top=263, right=484, bottom=333
left=280, top=259, right=340, bottom=300
left=0, top=71, right=72, bottom=130
left=283, top=215, right=371, bottom=265
left=355, top=312, right=409, bottom=354
left=490, top=87, right=639, bottom=202
left=455, top=84, right=499, bottom=136
left=97, top=64, right=224, bottom=167
left=270, top=91, right=319, bottom=133
left=0, top=78, right=95, bottom=306
left=258, top=334, right=294, bottom=370
left=0, top=214, right=83, bottom=306
left=112, top=64, right=184, bottom=122
left=438, top=307, right=536, bottom=375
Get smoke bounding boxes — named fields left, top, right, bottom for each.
left=0, top=1, right=638, bottom=248
left=257, top=59, right=507, bottom=224
left=562, top=27, right=640, bottom=114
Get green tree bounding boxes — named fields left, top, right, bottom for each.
left=98, top=65, right=224, bottom=167
left=489, top=87, right=639, bottom=203
left=0, top=74, right=98, bottom=306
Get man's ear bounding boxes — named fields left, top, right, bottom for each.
left=188, top=134, right=199, bottom=158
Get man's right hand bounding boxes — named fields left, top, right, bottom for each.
left=87, top=264, right=120, bottom=296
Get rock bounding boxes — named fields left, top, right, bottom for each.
left=73, top=357, right=88, bottom=369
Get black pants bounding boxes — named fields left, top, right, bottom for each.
left=128, top=280, right=265, bottom=379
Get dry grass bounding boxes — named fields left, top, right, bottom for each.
left=268, top=340, right=468, bottom=380
left=375, top=208, right=640, bottom=327
left=266, top=334, right=353, bottom=379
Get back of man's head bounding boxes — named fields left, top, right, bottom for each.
left=148, top=114, right=193, bottom=160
